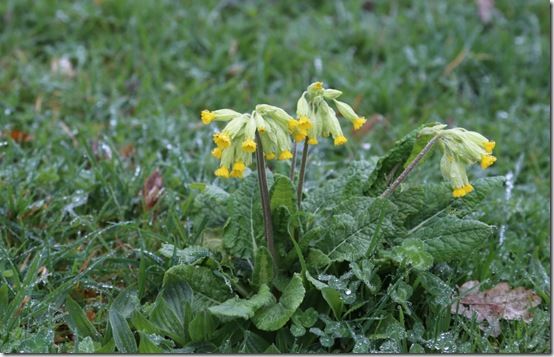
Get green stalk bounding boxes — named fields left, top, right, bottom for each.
left=289, top=142, right=297, bottom=181
left=296, top=138, right=310, bottom=209
left=254, top=131, right=277, bottom=264
left=380, top=135, right=438, bottom=198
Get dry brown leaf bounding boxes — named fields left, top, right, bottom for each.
left=8, top=129, right=32, bottom=143
left=451, top=280, right=541, bottom=337
left=143, top=169, right=164, bottom=210
left=120, top=143, right=136, bottom=158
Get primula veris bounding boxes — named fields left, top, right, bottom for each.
left=421, top=124, right=497, bottom=197
left=296, top=81, right=366, bottom=145
left=202, top=105, right=297, bottom=178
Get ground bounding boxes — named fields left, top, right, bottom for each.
left=0, top=0, right=550, bottom=353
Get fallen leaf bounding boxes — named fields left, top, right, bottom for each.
left=51, top=56, right=76, bottom=78
left=86, top=310, right=96, bottom=321
left=120, top=143, right=135, bottom=158
left=475, top=0, right=495, bottom=25
left=143, top=169, right=164, bottom=210
left=8, top=129, right=32, bottom=143
left=451, top=280, right=541, bottom=337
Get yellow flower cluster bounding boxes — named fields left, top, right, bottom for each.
left=421, top=124, right=497, bottom=198
left=202, top=105, right=301, bottom=179
left=296, top=82, right=367, bottom=146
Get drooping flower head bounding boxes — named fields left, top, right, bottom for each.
left=421, top=124, right=497, bottom=197
left=201, top=105, right=295, bottom=179
left=295, top=81, right=367, bottom=146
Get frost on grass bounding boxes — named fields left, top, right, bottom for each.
left=451, top=281, right=541, bottom=337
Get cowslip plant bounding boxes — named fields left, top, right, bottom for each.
left=150, top=85, right=511, bottom=353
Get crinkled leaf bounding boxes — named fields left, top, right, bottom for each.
left=307, top=197, right=397, bottom=262
left=193, top=184, right=229, bottom=227
left=208, top=284, right=275, bottom=320
left=270, top=174, right=296, bottom=213
left=350, top=260, right=381, bottom=294
left=223, top=173, right=272, bottom=259
left=252, top=247, right=274, bottom=289
left=252, top=273, right=305, bottom=331
left=411, top=216, right=493, bottom=262
left=158, top=243, right=212, bottom=265
left=163, top=265, right=232, bottom=309
left=418, top=271, right=454, bottom=307
left=390, top=238, right=434, bottom=270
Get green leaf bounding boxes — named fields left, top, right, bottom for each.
left=149, top=298, right=186, bottom=345
left=410, top=216, right=494, bottom=261
left=457, top=176, right=505, bottom=212
left=417, top=271, right=454, bottom=306
left=321, top=287, right=344, bottom=319
left=263, top=343, right=281, bottom=353
left=389, top=280, right=413, bottom=308
left=208, top=284, right=275, bottom=320
left=270, top=174, right=296, bottom=213
left=365, top=125, right=425, bottom=196
left=0, top=284, right=8, bottom=321
left=390, top=238, right=434, bottom=270
left=138, top=332, right=164, bottom=353
left=95, top=339, right=115, bottom=353
left=130, top=310, right=161, bottom=335
left=252, top=247, right=274, bottom=289
left=350, top=260, right=381, bottom=294
left=158, top=243, right=212, bottom=265
left=65, top=296, right=100, bottom=340
left=291, top=307, right=318, bottom=328
left=223, top=174, right=271, bottom=259
left=252, top=273, right=305, bottom=331
left=193, top=184, right=229, bottom=227
left=304, top=159, right=378, bottom=212
left=306, top=248, right=331, bottom=270
left=189, top=310, right=216, bottom=342
left=307, top=197, right=397, bottom=262
left=163, top=265, right=232, bottom=309
left=110, top=289, right=139, bottom=319
left=77, top=336, right=95, bottom=353
left=108, top=309, right=137, bottom=353
left=305, top=270, right=328, bottom=290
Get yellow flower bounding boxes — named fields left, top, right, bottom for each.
left=452, top=187, right=466, bottom=198
left=288, top=119, right=299, bottom=132
left=313, top=82, right=323, bottom=90
left=211, top=147, right=222, bottom=159
left=463, top=183, right=474, bottom=194
left=308, top=137, right=318, bottom=145
left=278, top=150, right=293, bottom=160
left=265, top=152, right=276, bottom=160
left=230, top=161, right=246, bottom=178
left=484, top=141, right=495, bottom=153
left=213, top=132, right=231, bottom=148
left=480, top=155, right=496, bottom=169
left=353, top=117, right=366, bottom=130
left=334, top=135, right=348, bottom=146
left=201, top=110, right=216, bottom=125
left=298, top=116, right=312, bottom=130
left=214, top=166, right=230, bottom=178
left=241, top=138, right=257, bottom=153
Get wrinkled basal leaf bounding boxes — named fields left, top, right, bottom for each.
left=158, top=243, right=212, bottom=265
left=390, top=238, right=434, bottom=271
left=252, top=274, right=305, bottom=331
left=208, top=284, right=275, bottom=320
left=410, top=216, right=493, bottom=262
left=451, top=281, right=541, bottom=337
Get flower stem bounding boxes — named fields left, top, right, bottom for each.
left=289, top=142, right=297, bottom=181
left=255, top=131, right=277, bottom=264
left=296, top=138, right=310, bottom=209
left=380, top=135, right=438, bottom=198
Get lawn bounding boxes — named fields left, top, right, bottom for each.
left=0, top=0, right=550, bottom=353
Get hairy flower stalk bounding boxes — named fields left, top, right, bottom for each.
left=202, top=106, right=300, bottom=264
left=293, top=81, right=366, bottom=207
left=381, top=124, right=497, bottom=198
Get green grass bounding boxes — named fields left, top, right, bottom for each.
left=0, top=0, right=549, bottom=353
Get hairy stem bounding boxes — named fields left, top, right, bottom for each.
left=380, top=135, right=439, bottom=198
left=289, top=142, right=297, bottom=181
left=255, top=131, right=277, bottom=264
left=296, top=138, right=310, bottom=209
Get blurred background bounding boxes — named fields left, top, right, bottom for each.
left=0, top=0, right=550, bottom=351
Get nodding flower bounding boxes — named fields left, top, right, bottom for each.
left=202, top=105, right=297, bottom=179
left=296, top=82, right=366, bottom=146
left=421, top=124, right=497, bottom=197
